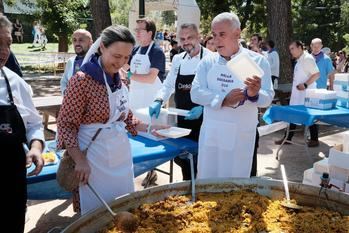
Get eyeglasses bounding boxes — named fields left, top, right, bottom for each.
left=134, top=28, right=147, bottom=33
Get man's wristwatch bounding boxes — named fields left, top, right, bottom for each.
left=303, top=83, right=308, bottom=89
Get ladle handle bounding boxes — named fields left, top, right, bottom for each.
left=87, top=183, right=116, bottom=217
left=281, top=164, right=291, bottom=202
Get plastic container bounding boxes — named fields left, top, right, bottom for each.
left=226, top=53, right=264, bottom=82
left=304, top=89, right=337, bottom=109
left=156, top=127, right=191, bottom=138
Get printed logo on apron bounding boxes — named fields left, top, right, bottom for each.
left=79, top=59, right=134, bottom=215
left=197, top=53, right=257, bottom=179
left=129, top=41, right=163, bottom=111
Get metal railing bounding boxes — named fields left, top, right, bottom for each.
left=16, top=52, right=75, bottom=76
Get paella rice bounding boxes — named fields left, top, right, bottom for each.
left=101, top=190, right=349, bottom=233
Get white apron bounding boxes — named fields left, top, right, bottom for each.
left=79, top=68, right=134, bottom=215
left=197, top=59, right=257, bottom=179
left=290, top=61, right=316, bottom=105
left=129, top=41, right=162, bottom=110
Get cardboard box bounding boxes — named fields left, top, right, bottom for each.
left=337, top=97, right=349, bottom=108
left=303, top=168, right=313, bottom=181
left=336, top=90, right=349, bottom=99
left=328, top=144, right=349, bottom=169
left=313, top=158, right=329, bottom=174
left=329, top=165, right=349, bottom=181
left=311, top=170, right=322, bottom=187
left=333, top=83, right=349, bottom=92
left=311, top=170, right=345, bottom=190
left=334, top=73, right=349, bottom=92
left=345, top=182, right=349, bottom=193
left=304, top=89, right=337, bottom=109
left=302, top=178, right=313, bottom=186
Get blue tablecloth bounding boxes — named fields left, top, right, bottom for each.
left=27, top=135, right=197, bottom=184
left=263, top=105, right=349, bottom=127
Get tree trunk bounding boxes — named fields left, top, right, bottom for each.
left=266, top=0, right=293, bottom=84
left=0, top=0, right=4, bottom=13
left=58, top=33, right=68, bottom=52
left=90, top=0, right=112, bottom=39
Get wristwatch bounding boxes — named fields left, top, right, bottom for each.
left=303, top=83, right=308, bottom=89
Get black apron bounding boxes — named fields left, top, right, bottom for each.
left=174, top=47, right=203, bottom=142
left=173, top=48, right=203, bottom=180
left=0, top=68, right=27, bottom=233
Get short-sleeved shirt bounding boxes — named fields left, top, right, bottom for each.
left=129, top=43, right=166, bottom=81
left=314, top=54, right=334, bottom=89
left=298, top=52, right=319, bottom=79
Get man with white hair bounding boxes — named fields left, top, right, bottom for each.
left=310, top=38, right=334, bottom=90
left=60, top=29, right=93, bottom=95
left=190, top=12, right=274, bottom=178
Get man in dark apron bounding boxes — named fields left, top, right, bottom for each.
left=149, top=23, right=212, bottom=180
left=0, top=14, right=44, bottom=233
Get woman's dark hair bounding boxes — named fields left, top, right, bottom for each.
left=101, top=25, right=135, bottom=48
left=204, top=35, right=213, bottom=47
left=267, top=40, right=275, bottom=48
left=290, top=40, right=304, bottom=50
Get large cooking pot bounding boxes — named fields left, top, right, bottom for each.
left=62, top=178, right=349, bottom=233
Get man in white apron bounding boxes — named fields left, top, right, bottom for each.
left=127, top=18, right=165, bottom=111
left=275, top=41, right=320, bottom=147
left=190, top=12, right=274, bottom=179
left=60, top=29, right=93, bottom=95
left=126, top=18, right=166, bottom=186
left=149, top=23, right=212, bottom=180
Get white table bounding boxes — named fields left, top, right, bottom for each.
left=33, top=96, right=63, bottom=129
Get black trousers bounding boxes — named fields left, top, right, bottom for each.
left=271, top=75, right=278, bottom=85
left=174, top=153, right=198, bottom=180
left=286, top=123, right=318, bottom=141
left=250, top=129, right=259, bottom=177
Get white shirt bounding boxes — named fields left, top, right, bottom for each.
left=156, top=46, right=212, bottom=102
left=191, top=47, right=274, bottom=110
left=297, top=51, right=319, bottom=77
left=60, top=55, right=76, bottom=95
left=0, top=67, right=44, bottom=144
left=267, top=50, right=280, bottom=77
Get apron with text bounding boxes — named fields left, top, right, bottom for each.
left=290, top=60, right=316, bottom=105
left=197, top=58, right=258, bottom=179
left=0, top=69, right=27, bottom=232
left=79, top=70, right=134, bottom=215
left=174, top=47, right=203, bottom=141
left=129, top=41, right=163, bottom=110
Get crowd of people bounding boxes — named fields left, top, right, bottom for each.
left=1, top=8, right=349, bottom=232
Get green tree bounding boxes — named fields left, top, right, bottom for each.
left=36, top=0, right=90, bottom=52
left=161, top=10, right=175, bottom=27
left=196, top=0, right=265, bottom=35
left=292, top=0, right=343, bottom=50
left=109, top=0, right=132, bottom=26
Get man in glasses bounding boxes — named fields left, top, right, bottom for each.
left=126, top=18, right=166, bottom=187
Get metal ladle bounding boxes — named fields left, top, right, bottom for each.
left=87, top=183, right=138, bottom=233
left=280, top=164, right=302, bottom=210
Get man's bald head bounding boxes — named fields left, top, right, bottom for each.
left=310, top=38, right=323, bottom=55
left=72, top=29, right=93, bottom=56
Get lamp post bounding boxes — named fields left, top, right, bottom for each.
left=139, top=0, right=145, bottom=18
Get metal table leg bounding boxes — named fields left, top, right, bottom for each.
left=276, top=124, right=312, bottom=162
